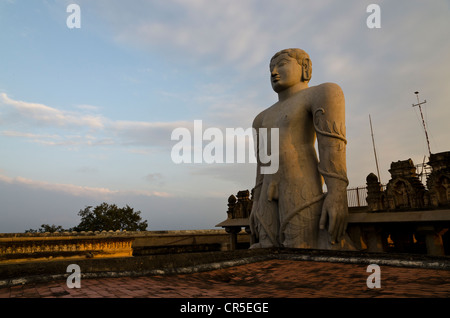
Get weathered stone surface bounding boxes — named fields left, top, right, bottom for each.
left=249, top=48, right=352, bottom=250
left=366, top=173, right=385, bottom=212
left=366, top=152, right=450, bottom=212
left=385, top=159, right=426, bottom=210
left=0, top=230, right=251, bottom=264
left=0, top=234, right=134, bottom=264
left=427, top=151, right=450, bottom=207
left=2, top=248, right=449, bottom=289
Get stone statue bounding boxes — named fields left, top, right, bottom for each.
left=249, top=48, right=353, bottom=250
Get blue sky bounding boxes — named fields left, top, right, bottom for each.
left=1, top=0, right=449, bottom=233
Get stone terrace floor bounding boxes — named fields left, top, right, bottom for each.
left=1, top=258, right=449, bottom=298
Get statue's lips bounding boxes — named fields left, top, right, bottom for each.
left=272, top=77, right=280, bottom=83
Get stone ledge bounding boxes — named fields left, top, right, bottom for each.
left=348, top=209, right=450, bottom=223
left=275, top=248, right=450, bottom=270
left=215, top=218, right=249, bottom=227
left=0, top=229, right=229, bottom=240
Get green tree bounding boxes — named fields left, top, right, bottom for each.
left=73, top=202, right=148, bottom=232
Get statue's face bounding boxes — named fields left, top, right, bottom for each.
left=270, top=53, right=302, bottom=93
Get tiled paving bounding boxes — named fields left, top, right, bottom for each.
left=1, top=259, right=449, bottom=298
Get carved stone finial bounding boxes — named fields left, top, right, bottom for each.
left=366, top=172, right=378, bottom=183
left=227, top=195, right=237, bottom=219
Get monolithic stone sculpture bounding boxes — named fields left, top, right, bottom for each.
left=249, top=48, right=353, bottom=250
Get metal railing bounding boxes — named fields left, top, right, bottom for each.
left=347, top=184, right=387, bottom=207
left=347, top=186, right=368, bottom=207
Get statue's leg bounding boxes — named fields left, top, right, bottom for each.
left=280, top=202, right=322, bottom=249
left=250, top=198, right=279, bottom=248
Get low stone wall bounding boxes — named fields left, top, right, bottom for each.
left=0, top=231, right=135, bottom=264
left=0, top=229, right=250, bottom=264
left=0, top=249, right=269, bottom=287
left=132, top=230, right=249, bottom=255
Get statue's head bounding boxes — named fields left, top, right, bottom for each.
left=269, top=48, right=312, bottom=93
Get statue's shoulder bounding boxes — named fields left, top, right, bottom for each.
left=252, top=101, right=278, bottom=128
left=252, top=108, right=266, bottom=128
left=311, top=82, right=343, bottom=96
left=309, top=82, right=344, bottom=107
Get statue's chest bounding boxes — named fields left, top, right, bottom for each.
left=261, top=100, right=310, bottom=130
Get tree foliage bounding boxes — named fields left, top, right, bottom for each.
left=25, top=224, right=67, bottom=233
left=73, top=202, right=148, bottom=232
left=24, top=202, right=148, bottom=233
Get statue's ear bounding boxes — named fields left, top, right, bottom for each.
left=302, top=58, right=312, bottom=82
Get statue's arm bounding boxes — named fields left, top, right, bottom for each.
left=313, top=83, right=349, bottom=243
left=251, top=115, right=264, bottom=203
left=249, top=115, right=264, bottom=245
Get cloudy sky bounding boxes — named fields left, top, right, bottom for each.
left=0, top=0, right=449, bottom=233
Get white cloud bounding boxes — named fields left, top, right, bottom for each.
left=1, top=130, right=60, bottom=140
left=85, top=0, right=336, bottom=72
left=0, top=174, right=170, bottom=199
left=0, top=93, right=105, bottom=129
left=109, top=120, right=194, bottom=148
left=75, top=104, right=102, bottom=112
left=0, top=93, right=193, bottom=149
left=0, top=128, right=113, bottom=147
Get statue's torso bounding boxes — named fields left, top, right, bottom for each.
left=254, top=86, right=323, bottom=197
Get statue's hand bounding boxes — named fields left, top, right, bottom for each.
left=319, top=191, right=348, bottom=244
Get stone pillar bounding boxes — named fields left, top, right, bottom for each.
left=346, top=224, right=364, bottom=250
left=416, top=225, right=446, bottom=256
left=364, top=226, right=385, bottom=253
left=225, top=227, right=241, bottom=251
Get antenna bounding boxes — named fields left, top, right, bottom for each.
left=369, top=114, right=381, bottom=183
left=412, top=91, right=432, bottom=157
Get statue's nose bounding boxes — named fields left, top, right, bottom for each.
left=271, top=68, right=278, bottom=77
left=271, top=68, right=280, bottom=80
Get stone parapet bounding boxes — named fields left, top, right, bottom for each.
left=0, top=231, right=135, bottom=264
left=0, top=229, right=250, bottom=264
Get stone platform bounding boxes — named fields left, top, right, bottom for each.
left=1, top=257, right=449, bottom=298
left=1, top=249, right=448, bottom=315
left=1, top=249, right=449, bottom=297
